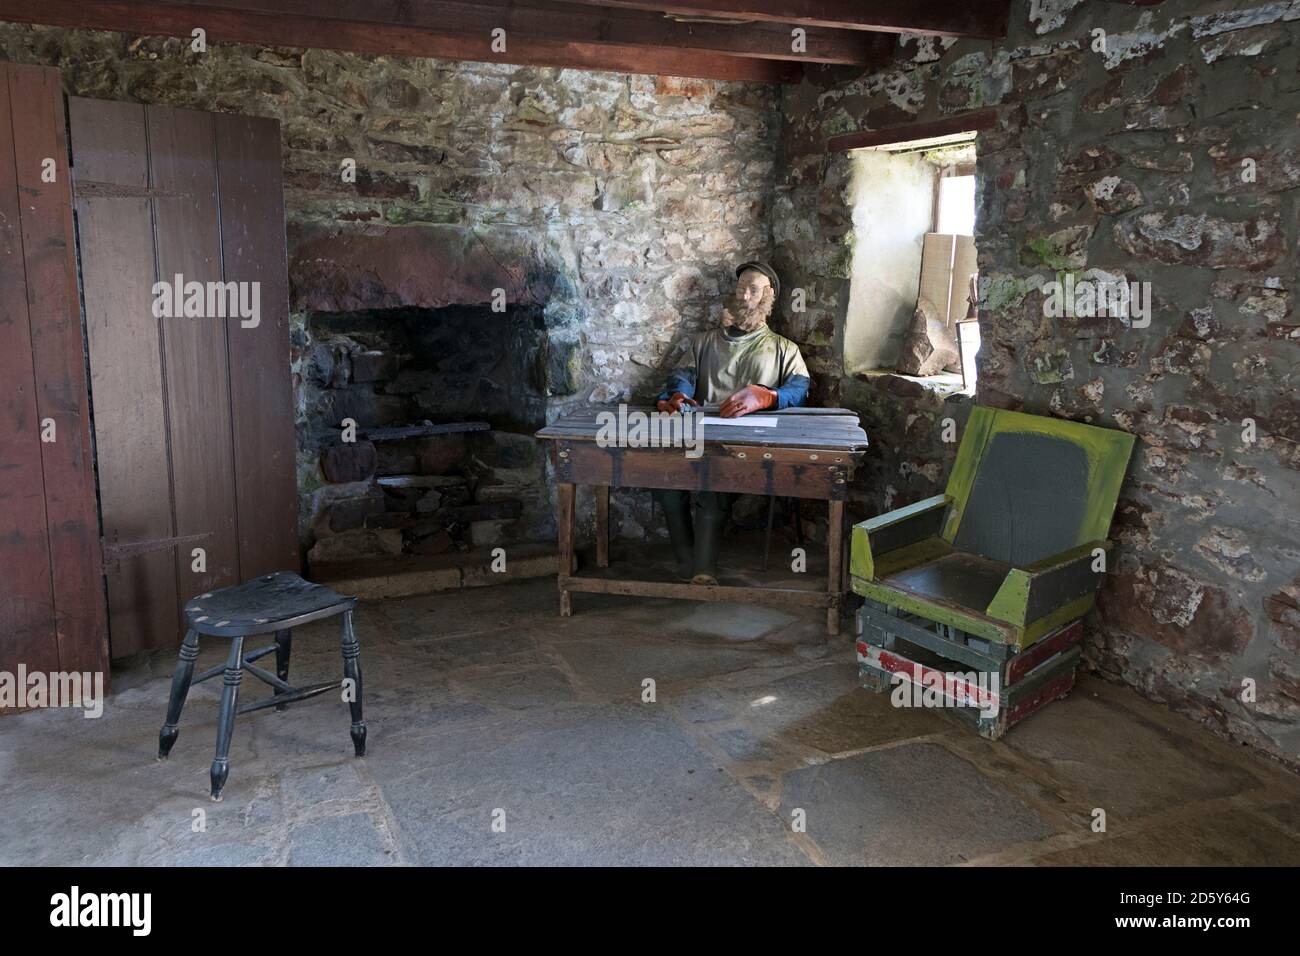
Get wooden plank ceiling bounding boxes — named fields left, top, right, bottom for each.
left=0, top=0, right=1010, bottom=83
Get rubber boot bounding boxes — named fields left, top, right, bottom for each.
left=691, top=495, right=729, bottom=586
left=656, top=489, right=695, bottom=581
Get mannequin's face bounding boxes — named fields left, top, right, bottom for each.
left=722, top=270, right=776, bottom=333
left=735, top=270, right=771, bottom=309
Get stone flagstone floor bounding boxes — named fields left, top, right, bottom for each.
left=3, top=562, right=1299, bottom=866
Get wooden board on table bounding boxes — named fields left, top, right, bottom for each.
left=538, top=406, right=869, bottom=452
left=693, top=405, right=860, bottom=416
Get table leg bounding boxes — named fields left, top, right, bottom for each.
left=762, top=495, right=775, bottom=572
left=558, top=482, right=576, bottom=615
left=827, top=499, right=844, bottom=636
left=595, top=484, right=610, bottom=569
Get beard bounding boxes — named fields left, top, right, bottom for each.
left=721, top=286, right=775, bottom=334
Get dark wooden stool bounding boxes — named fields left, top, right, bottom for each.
left=157, top=572, right=366, bottom=801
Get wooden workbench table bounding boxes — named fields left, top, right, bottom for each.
left=536, top=406, right=868, bottom=635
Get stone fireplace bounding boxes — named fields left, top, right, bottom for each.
left=290, top=223, right=586, bottom=578
left=305, top=304, right=549, bottom=432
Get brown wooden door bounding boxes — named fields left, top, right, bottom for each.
left=0, top=63, right=108, bottom=686
left=70, top=98, right=299, bottom=657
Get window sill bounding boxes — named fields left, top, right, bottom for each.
left=854, top=368, right=974, bottom=399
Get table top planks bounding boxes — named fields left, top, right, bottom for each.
left=537, top=405, right=869, bottom=452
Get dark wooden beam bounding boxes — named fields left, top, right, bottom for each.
left=559, top=0, right=1011, bottom=39
left=0, top=0, right=802, bottom=83
left=154, top=0, right=876, bottom=65
left=826, top=109, right=998, bottom=153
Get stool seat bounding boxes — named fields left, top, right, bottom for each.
left=184, top=571, right=355, bottom=637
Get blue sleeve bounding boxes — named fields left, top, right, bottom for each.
left=659, top=366, right=697, bottom=402
left=771, top=374, right=809, bottom=409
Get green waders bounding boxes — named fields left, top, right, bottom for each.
left=652, top=489, right=734, bottom=585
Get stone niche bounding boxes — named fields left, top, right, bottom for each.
left=293, top=223, right=586, bottom=569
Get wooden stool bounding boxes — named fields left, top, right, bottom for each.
left=157, top=572, right=366, bottom=801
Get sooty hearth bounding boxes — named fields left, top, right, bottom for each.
left=299, top=305, right=559, bottom=568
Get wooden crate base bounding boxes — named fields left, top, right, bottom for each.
left=855, top=610, right=1084, bottom=740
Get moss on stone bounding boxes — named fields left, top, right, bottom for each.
left=825, top=230, right=855, bottom=279
left=1027, top=346, right=1072, bottom=385
left=297, top=454, right=327, bottom=497
left=422, top=202, right=463, bottom=224
left=1025, top=236, right=1071, bottom=271
left=823, top=112, right=856, bottom=137
left=981, top=274, right=1037, bottom=313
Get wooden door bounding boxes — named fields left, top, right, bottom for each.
left=0, top=63, right=108, bottom=685
left=70, top=99, right=299, bottom=657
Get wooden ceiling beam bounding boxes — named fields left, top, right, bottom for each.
left=150, top=0, right=877, bottom=65
left=826, top=109, right=998, bottom=153
left=560, top=1, right=1010, bottom=39
left=0, top=0, right=803, bottom=83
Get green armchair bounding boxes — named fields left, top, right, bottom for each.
left=850, top=406, right=1135, bottom=736
left=852, top=406, right=1134, bottom=649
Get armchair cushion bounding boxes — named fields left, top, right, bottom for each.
left=855, top=540, right=1114, bottom=650
left=942, top=407, right=1135, bottom=565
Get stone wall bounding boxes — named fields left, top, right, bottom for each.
left=776, top=0, right=1300, bottom=764
left=0, top=22, right=779, bottom=553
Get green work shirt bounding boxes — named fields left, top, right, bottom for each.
left=662, top=325, right=811, bottom=408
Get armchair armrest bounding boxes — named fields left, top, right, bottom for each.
left=850, top=494, right=951, bottom=582
left=985, top=540, right=1111, bottom=627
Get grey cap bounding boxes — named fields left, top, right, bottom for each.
left=735, top=261, right=780, bottom=300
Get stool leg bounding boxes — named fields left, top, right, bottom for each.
left=158, top=629, right=200, bottom=760
left=209, top=636, right=245, bottom=802
left=274, top=629, right=292, bottom=712
left=340, top=610, right=366, bottom=757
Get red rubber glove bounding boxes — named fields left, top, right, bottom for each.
left=656, top=392, right=699, bottom=413
left=719, top=384, right=777, bottom=418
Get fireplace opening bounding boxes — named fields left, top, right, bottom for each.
left=299, top=304, right=554, bottom=570
left=303, top=304, right=548, bottom=436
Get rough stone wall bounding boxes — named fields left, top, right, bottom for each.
left=0, top=23, right=779, bottom=549
left=777, top=0, right=1300, bottom=764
